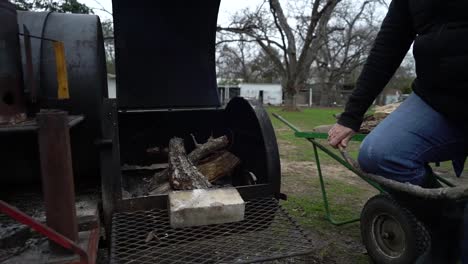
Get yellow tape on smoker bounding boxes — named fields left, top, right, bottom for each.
left=53, top=41, right=69, bottom=100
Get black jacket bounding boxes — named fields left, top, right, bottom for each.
left=338, top=0, right=468, bottom=132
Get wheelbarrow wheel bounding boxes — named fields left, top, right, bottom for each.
left=361, top=194, right=430, bottom=264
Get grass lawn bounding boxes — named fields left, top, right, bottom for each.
left=268, top=106, right=465, bottom=172
left=269, top=107, right=359, bottom=162
left=267, top=106, right=373, bottom=263
left=266, top=106, right=466, bottom=263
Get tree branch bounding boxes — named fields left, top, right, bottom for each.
left=269, top=0, right=297, bottom=58
left=90, top=0, right=112, bottom=16
left=216, top=27, right=286, bottom=51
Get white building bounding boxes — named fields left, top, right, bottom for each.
left=218, top=83, right=282, bottom=106
left=107, top=74, right=116, bottom=98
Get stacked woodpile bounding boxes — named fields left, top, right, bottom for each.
left=358, top=102, right=401, bottom=133
left=313, top=102, right=402, bottom=134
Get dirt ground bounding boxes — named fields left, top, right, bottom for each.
left=277, top=134, right=467, bottom=264
left=280, top=162, right=375, bottom=263
left=276, top=136, right=374, bottom=263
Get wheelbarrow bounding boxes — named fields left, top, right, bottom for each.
left=273, top=113, right=468, bottom=264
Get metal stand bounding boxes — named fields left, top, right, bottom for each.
left=37, top=110, right=78, bottom=249
left=0, top=111, right=99, bottom=264
left=273, top=113, right=384, bottom=226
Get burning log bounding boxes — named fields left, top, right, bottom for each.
left=168, top=137, right=212, bottom=190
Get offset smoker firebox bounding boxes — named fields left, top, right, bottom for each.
left=100, top=0, right=315, bottom=263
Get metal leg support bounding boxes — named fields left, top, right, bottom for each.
left=312, top=142, right=361, bottom=226
left=37, top=110, right=78, bottom=250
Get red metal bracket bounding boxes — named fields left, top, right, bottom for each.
left=0, top=200, right=89, bottom=264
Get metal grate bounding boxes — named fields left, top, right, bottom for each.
left=111, top=197, right=315, bottom=264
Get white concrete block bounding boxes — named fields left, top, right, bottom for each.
left=168, top=188, right=245, bottom=228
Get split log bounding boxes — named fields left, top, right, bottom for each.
left=197, top=151, right=240, bottom=182
left=150, top=170, right=170, bottom=187
left=359, top=103, right=401, bottom=133
left=149, top=182, right=171, bottom=195
left=331, top=103, right=402, bottom=134
left=373, top=102, right=401, bottom=119
left=148, top=151, right=240, bottom=195
left=168, top=137, right=211, bottom=190
left=147, top=136, right=229, bottom=192
left=339, top=147, right=468, bottom=200
left=359, top=117, right=381, bottom=134
left=188, top=136, right=229, bottom=162
left=121, top=163, right=168, bottom=171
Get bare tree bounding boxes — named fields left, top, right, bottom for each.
left=314, top=0, right=381, bottom=105
left=218, top=0, right=341, bottom=109
left=101, top=19, right=115, bottom=74
left=216, top=39, right=256, bottom=83
left=217, top=0, right=390, bottom=107
left=216, top=36, right=281, bottom=84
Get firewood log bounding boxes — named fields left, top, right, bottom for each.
left=147, top=136, right=229, bottom=192
left=168, top=137, right=212, bottom=190
left=197, top=151, right=240, bottom=182
left=148, top=151, right=240, bottom=195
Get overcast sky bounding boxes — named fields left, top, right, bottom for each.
left=81, top=0, right=262, bottom=24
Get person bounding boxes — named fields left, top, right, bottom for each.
left=327, top=0, right=468, bottom=262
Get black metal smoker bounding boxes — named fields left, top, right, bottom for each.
left=1, top=1, right=105, bottom=262
left=1, top=0, right=315, bottom=262
left=100, top=1, right=314, bottom=263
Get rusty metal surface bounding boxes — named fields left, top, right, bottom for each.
left=0, top=190, right=100, bottom=232
left=37, top=110, right=78, bottom=247
left=0, top=229, right=98, bottom=264
left=0, top=0, right=26, bottom=124
left=0, top=201, right=89, bottom=263
left=1, top=190, right=100, bottom=263
left=0, top=115, right=83, bottom=133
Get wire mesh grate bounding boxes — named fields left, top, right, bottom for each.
left=111, top=197, right=315, bottom=263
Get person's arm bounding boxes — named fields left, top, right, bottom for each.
left=329, top=0, right=416, bottom=148
left=338, top=0, right=416, bottom=131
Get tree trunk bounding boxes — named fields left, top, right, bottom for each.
left=282, top=80, right=300, bottom=111
left=319, top=83, right=332, bottom=106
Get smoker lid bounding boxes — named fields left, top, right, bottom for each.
left=112, top=1, right=221, bottom=109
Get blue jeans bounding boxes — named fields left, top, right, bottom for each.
left=358, top=93, right=467, bottom=185
left=358, top=93, right=468, bottom=263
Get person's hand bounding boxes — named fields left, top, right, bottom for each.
left=328, top=123, right=356, bottom=149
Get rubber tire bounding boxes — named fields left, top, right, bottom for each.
left=361, top=194, right=430, bottom=264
